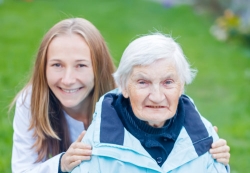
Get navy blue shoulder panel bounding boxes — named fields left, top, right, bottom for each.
left=182, top=95, right=213, bottom=156
left=100, top=93, right=124, bottom=145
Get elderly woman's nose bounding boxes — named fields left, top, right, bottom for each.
left=61, top=68, right=76, bottom=85
left=148, top=85, right=165, bottom=103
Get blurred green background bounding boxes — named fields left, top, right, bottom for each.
left=0, top=0, right=249, bottom=172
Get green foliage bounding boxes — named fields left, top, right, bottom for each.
left=0, top=0, right=249, bottom=172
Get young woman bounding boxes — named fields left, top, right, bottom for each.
left=11, top=18, right=115, bottom=173
left=10, top=18, right=230, bottom=173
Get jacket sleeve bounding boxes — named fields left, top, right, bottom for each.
left=12, top=91, right=62, bottom=173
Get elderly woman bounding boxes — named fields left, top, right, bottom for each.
left=71, top=33, right=228, bottom=173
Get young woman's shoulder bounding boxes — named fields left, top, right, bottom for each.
left=14, top=85, right=33, bottom=125
left=12, top=85, right=42, bottom=172
left=16, top=85, right=32, bottom=108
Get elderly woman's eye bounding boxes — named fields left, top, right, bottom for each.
left=165, top=80, right=173, bottom=84
left=138, top=80, right=146, bottom=85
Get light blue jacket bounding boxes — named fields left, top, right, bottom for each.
left=72, top=89, right=228, bottom=173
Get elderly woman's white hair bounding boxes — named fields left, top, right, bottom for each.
left=113, top=33, right=197, bottom=92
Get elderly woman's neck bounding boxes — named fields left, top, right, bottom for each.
left=147, top=121, right=165, bottom=128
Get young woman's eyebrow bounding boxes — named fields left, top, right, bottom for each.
left=47, top=59, right=61, bottom=62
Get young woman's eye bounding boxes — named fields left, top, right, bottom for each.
left=78, top=64, right=87, bottom=68
left=52, top=63, right=61, bottom=67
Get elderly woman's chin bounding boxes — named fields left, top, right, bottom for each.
left=134, top=108, right=176, bottom=128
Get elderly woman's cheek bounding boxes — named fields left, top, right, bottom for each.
left=128, top=86, right=148, bottom=117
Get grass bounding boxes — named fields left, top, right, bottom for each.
left=0, top=0, right=249, bottom=172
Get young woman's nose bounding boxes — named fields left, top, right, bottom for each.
left=61, top=68, right=76, bottom=86
left=148, top=84, right=165, bottom=103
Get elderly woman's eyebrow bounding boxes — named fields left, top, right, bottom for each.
left=162, top=73, right=176, bottom=79
left=131, top=73, right=147, bottom=78
left=130, top=72, right=152, bottom=80
left=131, top=72, right=176, bottom=81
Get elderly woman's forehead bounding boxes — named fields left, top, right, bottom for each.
left=134, top=58, right=176, bottom=67
left=130, top=59, right=177, bottom=74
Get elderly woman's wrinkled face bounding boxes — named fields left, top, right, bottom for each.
left=122, top=58, right=184, bottom=128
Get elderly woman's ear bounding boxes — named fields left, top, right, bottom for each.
left=179, top=83, right=185, bottom=97
left=122, top=89, right=129, bottom=98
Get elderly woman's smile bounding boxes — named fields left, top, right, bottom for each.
left=122, top=58, right=184, bottom=128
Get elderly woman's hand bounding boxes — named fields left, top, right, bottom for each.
left=210, top=126, right=230, bottom=165
left=60, top=131, right=92, bottom=172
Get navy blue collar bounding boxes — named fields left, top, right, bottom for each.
left=113, top=94, right=184, bottom=141
left=99, top=93, right=213, bottom=158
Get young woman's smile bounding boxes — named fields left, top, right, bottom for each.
left=59, top=87, right=83, bottom=94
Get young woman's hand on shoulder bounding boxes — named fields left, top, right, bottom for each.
left=60, top=131, right=92, bottom=172
left=210, top=138, right=230, bottom=165
left=210, top=126, right=230, bottom=165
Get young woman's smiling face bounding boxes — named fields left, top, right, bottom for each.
left=46, top=33, right=94, bottom=113
left=122, top=58, right=184, bottom=128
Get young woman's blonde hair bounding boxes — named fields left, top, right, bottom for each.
left=10, top=18, right=116, bottom=162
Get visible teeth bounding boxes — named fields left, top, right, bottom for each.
left=62, top=88, right=79, bottom=93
